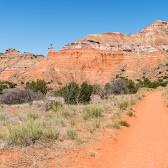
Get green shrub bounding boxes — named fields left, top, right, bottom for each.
left=126, top=79, right=138, bottom=94
left=118, top=100, right=129, bottom=110
left=127, top=111, right=134, bottom=117
left=5, top=81, right=17, bottom=88
left=83, top=105, right=104, bottom=120
left=119, top=120, right=130, bottom=127
left=56, top=82, right=94, bottom=104
left=26, top=80, right=48, bottom=95
left=56, top=82, right=79, bottom=104
left=0, top=81, right=17, bottom=94
left=78, top=82, right=93, bottom=103
left=104, top=76, right=167, bottom=97
left=42, top=128, right=60, bottom=142
left=7, top=120, right=43, bottom=146
left=141, top=78, right=158, bottom=88
left=0, top=85, right=8, bottom=94
left=140, top=78, right=167, bottom=88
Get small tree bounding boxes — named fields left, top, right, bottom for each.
left=0, top=81, right=17, bottom=94
left=0, top=84, right=8, bottom=94
left=26, top=80, right=48, bottom=95
left=56, top=82, right=80, bottom=104
left=78, top=82, right=93, bottom=103
left=56, top=82, right=94, bottom=104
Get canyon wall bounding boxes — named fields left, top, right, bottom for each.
left=45, top=20, right=168, bottom=87
left=0, top=20, right=168, bottom=88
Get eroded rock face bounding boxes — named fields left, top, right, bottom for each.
left=0, top=49, right=45, bottom=82
left=60, top=20, right=168, bottom=53
left=0, top=20, right=168, bottom=88
left=4, top=48, right=21, bottom=57
left=45, top=20, right=168, bottom=87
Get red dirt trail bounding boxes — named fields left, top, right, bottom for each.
left=61, top=90, right=168, bottom=168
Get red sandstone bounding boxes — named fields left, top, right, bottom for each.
left=0, top=20, right=168, bottom=88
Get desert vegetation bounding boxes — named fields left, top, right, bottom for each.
left=26, top=79, right=48, bottom=95
left=0, top=81, right=16, bottom=94
left=0, top=78, right=146, bottom=148
left=139, top=77, right=167, bottom=88
left=0, top=91, right=144, bottom=147
left=0, top=89, right=44, bottom=105
left=0, top=77, right=166, bottom=148
left=55, top=82, right=93, bottom=104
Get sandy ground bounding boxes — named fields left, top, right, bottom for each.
left=1, top=90, right=168, bottom=168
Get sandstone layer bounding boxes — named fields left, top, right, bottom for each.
left=0, top=20, right=168, bottom=88
left=0, top=49, right=44, bottom=82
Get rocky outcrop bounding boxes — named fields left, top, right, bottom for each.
left=0, top=49, right=45, bottom=82
left=44, top=20, right=168, bottom=87
left=1, top=20, right=168, bottom=88
left=60, top=20, right=168, bottom=53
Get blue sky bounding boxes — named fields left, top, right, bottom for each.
left=0, top=0, right=167, bottom=55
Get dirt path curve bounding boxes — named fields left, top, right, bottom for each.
left=61, top=90, right=168, bottom=168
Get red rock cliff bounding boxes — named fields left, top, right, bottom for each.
left=1, top=20, right=168, bottom=88
left=42, top=20, right=168, bottom=87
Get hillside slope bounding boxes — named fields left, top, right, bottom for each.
left=0, top=49, right=45, bottom=84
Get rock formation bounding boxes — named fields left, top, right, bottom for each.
left=0, top=49, right=44, bottom=82
left=0, top=20, right=168, bottom=88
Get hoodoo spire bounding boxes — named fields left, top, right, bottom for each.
left=48, top=43, right=58, bottom=59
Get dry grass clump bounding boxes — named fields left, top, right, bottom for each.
left=0, top=112, right=8, bottom=125
left=82, top=104, right=104, bottom=120
left=66, top=128, right=78, bottom=140
left=88, top=118, right=101, bottom=134
left=27, top=112, right=39, bottom=120
left=118, top=100, right=129, bottom=110
left=6, top=120, right=59, bottom=146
